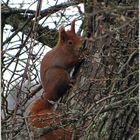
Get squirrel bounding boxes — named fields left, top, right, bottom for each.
left=40, top=19, right=82, bottom=101
left=28, top=19, right=82, bottom=140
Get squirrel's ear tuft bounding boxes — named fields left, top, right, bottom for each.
left=71, top=19, right=76, bottom=33
left=59, top=26, right=65, bottom=33
left=58, top=26, right=67, bottom=42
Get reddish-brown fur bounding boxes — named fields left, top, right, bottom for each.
left=40, top=19, right=82, bottom=100
left=28, top=97, right=72, bottom=140
left=28, top=20, right=82, bottom=140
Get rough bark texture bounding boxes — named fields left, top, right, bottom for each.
left=63, top=1, right=138, bottom=140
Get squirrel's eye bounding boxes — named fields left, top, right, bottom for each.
left=67, top=40, right=73, bottom=46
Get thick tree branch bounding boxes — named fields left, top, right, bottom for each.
left=2, top=1, right=82, bottom=47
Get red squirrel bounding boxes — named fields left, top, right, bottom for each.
left=28, top=19, right=82, bottom=140
left=40, top=19, right=82, bottom=101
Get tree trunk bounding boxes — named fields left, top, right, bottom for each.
left=63, top=1, right=138, bottom=140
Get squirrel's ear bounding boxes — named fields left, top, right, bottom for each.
left=71, top=19, right=76, bottom=33
left=58, top=26, right=67, bottom=42
left=59, top=26, right=65, bottom=33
